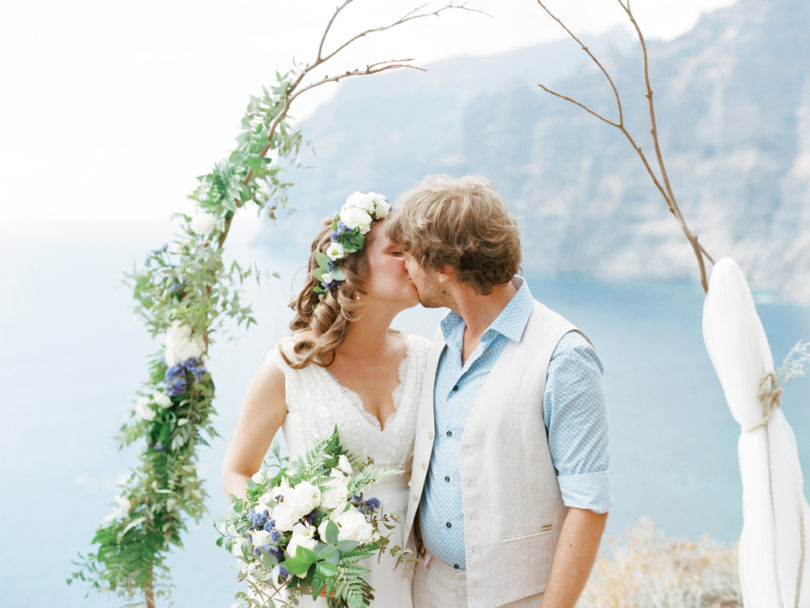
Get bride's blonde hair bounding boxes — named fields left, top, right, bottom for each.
left=280, top=219, right=372, bottom=369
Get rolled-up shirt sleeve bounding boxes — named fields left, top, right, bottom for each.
left=543, top=331, right=613, bottom=514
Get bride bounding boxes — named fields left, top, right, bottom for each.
left=221, top=192, right=430, bottom=607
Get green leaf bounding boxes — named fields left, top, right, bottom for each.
left=337, top=540, right=359, bottom=552
left=315, top=252, right=329, bottom=268
left=325, top=520, right=339, bottom=545
left=319, top=544, right=338, bottom=561
left=317, top=561, right=339, bottom=577
left=283, top=557, right=311, bottom=576
left=329, top=267, right=346, bottom=281
left=297, top=545, right=318, bottom=565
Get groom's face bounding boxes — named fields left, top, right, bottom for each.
left=403, top=253, right=448, bottom=308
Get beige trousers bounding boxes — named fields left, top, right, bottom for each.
left=412, top=552, right=544, bottom=608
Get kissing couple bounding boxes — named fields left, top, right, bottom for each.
left=222, top=175, right=612, bottom=607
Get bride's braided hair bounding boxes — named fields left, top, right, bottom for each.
left=280, top=220, right=370, bottom=369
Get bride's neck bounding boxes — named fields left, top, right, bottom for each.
left=337, top=308, right=397, bottom=359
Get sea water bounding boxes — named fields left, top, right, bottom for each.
left=2, top=221, right=808, bottom=607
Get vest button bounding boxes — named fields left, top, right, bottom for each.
left=446, top=522, right=452, bottom=528
left=453, top=564, right=460, bottom=569
left=444, top=475, right=450, bottom=482
left=446, top=430, right=452, bottom=437
left=452, top=385, right=459, bottom=391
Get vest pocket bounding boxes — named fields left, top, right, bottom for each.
left=500, top=525, right=554, bottom=545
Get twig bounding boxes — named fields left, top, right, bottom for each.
left=535, top=0, right=715, bottom=291
left=216, top=0, right=475, bottom=250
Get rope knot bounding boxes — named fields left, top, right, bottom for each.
left=742, top=371, right=783, bottom=432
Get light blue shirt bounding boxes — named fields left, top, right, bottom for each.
left=418, top=278, right=612, bottom=570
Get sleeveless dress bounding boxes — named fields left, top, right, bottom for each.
left=266, top=333, right=432, bottom=608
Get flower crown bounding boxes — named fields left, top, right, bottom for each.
left=312, top=191, right=391, bottom=300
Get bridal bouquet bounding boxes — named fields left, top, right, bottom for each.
left=217, top=428, right=407, bottom=608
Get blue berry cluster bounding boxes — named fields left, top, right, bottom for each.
left=248, top=508, right=284, bottom=559
left=351, top=493, right=381, bottom=515
left=329, top=221, right=352, bottom=241
left=163, top=357, right=207, bottom=397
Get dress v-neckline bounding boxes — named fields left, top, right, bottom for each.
left=320, top=337, right=411, bottom=432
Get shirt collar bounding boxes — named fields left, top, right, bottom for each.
left=439, top=276, right=533, bottom=345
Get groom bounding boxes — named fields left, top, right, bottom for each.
left=385, top=175, right=612, bottom=608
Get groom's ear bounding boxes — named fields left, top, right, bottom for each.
left=436, top=265, right=455, bottom=283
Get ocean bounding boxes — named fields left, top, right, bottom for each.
left=2, top=220, right=808, bottom=607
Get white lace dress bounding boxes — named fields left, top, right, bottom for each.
left=267, top=333, right=432, bottom=608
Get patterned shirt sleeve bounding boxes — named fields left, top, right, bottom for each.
left=543, top=331, right=613, bottom=514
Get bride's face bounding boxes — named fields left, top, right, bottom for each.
left=362, top=222, right=419, bottom=308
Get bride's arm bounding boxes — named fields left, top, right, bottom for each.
left=221, top=358, right=287, bottom=502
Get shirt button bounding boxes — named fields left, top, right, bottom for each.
left=428, top=431, right=434, bottom=440
left=421, top=462, right=427, bottom=470
left=444, top=475, right=450, bottom=482
left=446, top=522, right=452, bottom=528
left=412, top=493, right=419, bottom=502
left=446, top=430, right=452, bottom=437
left=453, top=564, right=460, bottom=570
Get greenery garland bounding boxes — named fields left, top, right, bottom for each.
left=67, top=67, right=303, bottom=607
left=66, top=2, right=473, bottom=606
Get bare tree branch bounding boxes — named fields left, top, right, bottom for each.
left=216, top=1, right=476, bottom=249
left=534, top=0, right=715, bottom=291
left=319, top=1, right=487, bottom=67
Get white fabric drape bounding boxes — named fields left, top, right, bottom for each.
left=703, top=257, right=810, bottom=607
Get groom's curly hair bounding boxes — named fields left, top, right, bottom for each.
left=280, top=219, right=370, bottom=369
left=385, top=175, right=521, bottom=295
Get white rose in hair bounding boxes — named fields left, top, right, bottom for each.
left=164, top=322, right=205, bottom=367
left=340, top=206, right=373, bottom=234
left=152, top=391, right=172, bottom=408
left=335, top=507, right=375, bottom=544
left=321, top=272, right=333, bottom=284
left=136, top=397, right=156, bottom=421
left=287, top=522, right=317, bottom=557
left=344, top=191, right=377, bottom=213
left=325, top=242, right=345, bottom=261
left=191, top=212, right=217, bottom=236
left=373, top=196, right=391, bottom=219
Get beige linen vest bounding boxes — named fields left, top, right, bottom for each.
left=406, top=300, right=585, bottom=607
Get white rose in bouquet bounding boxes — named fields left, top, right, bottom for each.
left=164, top=321, right=205, bottom=367
left=335, top=507, right=375, bottom=544
left=135, top=397, right=156, bottom=421
left=191, top=212, right=217, bottom=236
left=320, top=471, right=349, bottom=510
left=271, top=502, right=299, bottom=532
left=337, top=455, right=353, bottom=476
left=251, top=529, right=272, bottom=548
left=152, top=390, right=172, bottom=408
left=287, top=522, right=317, bottom=558
left=339, top=206, right=373, bottom=234
left=232, top=537, right=251, bottom=560
left=286, top=481, right=321, bottom=515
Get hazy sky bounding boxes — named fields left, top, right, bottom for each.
left=1, top=0, right=737, bottom=221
